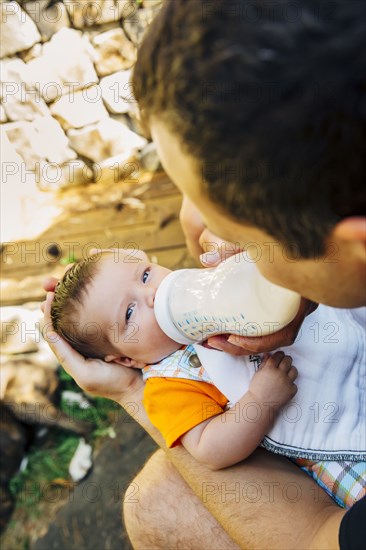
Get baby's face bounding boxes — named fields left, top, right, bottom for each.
left=80, top=250, right=180, bottom=365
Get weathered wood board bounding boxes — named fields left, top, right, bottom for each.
left=1, top=173, right=196, bottom=306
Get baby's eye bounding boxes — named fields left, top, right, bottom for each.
left=142, top=269, right=150, bottom=284
left=126, top=305, right=134, bottom=322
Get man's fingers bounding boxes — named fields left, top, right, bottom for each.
left=42, top=292, right=57, bottom=346
left=212, top=326, right=296, bottom=355
left=199, top=227, right=222, bottom=267
left=47, top=332, right=77, bottom=370
left=89, top=248, right=114, bottom=255
left=225, top=301, right=314, bottom=354
left=225, top=299, right=318, bottom=354
left=42, top=294, right=89, bottom=380
left=227, top=326, right=297, bottom=353
left=206, top=335, right=253, bottom=356
left=48, top=335, right=91, bottom=387
left=43, top=291, right=54, bottom=319
left=199, top=228, right=241, bottom=267
left=200, top=252, right=220, bottom=267
left=43, top=276, right=59, bottom=292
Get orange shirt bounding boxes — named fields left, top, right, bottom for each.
left=143, top=377, right=228, bottom=448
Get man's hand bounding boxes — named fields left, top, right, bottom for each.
left=197, top=228, right=318, bottom=355
left=206, top=298, right=318, bottom=355
left=41, top=281, right=143, bottom=404
left=199, top=227, right=242, bottom=266
left=248, top=351, right=298, bottom=409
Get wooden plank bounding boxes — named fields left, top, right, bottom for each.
left=1, top=195, right=183, bottom=274
left=1, top=172, right=192, bottom=306
left=35, top=194, right=182, bottom=240
left=52, top=171, right=179, bottom=214
left=1, top=217, right=185, bottom=278
left=1, top=246, right=197, bottom=306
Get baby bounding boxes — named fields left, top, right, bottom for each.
left=51, top=249, right=366, bottom=508
left=51, top=249, right=297, bottom=461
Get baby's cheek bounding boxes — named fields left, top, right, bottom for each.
left=157, top=322, right=169, bottom=341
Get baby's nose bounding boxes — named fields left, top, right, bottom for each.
left=146, top=286, right=155, bottom=308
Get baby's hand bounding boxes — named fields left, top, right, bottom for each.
left=248, top=351, right=298, bottom=410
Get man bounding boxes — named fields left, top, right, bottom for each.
left=43, top=1, right=365, bottom=548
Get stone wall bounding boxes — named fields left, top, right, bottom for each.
left=0, top=0, right=162, bottom=192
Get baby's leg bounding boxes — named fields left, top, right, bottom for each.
left=293, top=458, right=366, bottom=509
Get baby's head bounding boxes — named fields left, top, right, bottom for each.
left=51, top=250, right=180, bottom=367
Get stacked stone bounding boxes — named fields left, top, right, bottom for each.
left=0, top=0, right=162, bottom=191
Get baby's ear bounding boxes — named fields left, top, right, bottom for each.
left=104, top=355, right=145, bottom=369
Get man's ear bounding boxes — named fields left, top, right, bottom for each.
left=332, top=217, right=366, bottom=244
left=104, top=355, right=145, bottom=369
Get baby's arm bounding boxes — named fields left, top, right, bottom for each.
left=181, top=351, right=298, bottom=470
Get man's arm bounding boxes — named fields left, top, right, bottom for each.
left=165, top=444, right=344, bottom=550
left=181, top=352, right=297, bottom=469
left=112, top=353, right=344, bottom=550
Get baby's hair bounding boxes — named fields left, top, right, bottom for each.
left=51, top=254, right=110, bottom=359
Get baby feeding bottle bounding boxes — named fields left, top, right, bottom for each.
left=154, top=251, right=301, bottom=345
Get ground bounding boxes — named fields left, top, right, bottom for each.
left=32, top=418, right=157, bottom=550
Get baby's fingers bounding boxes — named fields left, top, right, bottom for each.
left=278, top=354, right=293, bottom=373
left=260, top=350, right=285, bottom=369
left=287, top=365, right=298, bottom=382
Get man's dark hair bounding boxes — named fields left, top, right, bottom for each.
left=133, top=0, right=366, bottom=257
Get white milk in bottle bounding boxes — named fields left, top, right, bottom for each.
left=154, top=252, right=301, bottom=345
